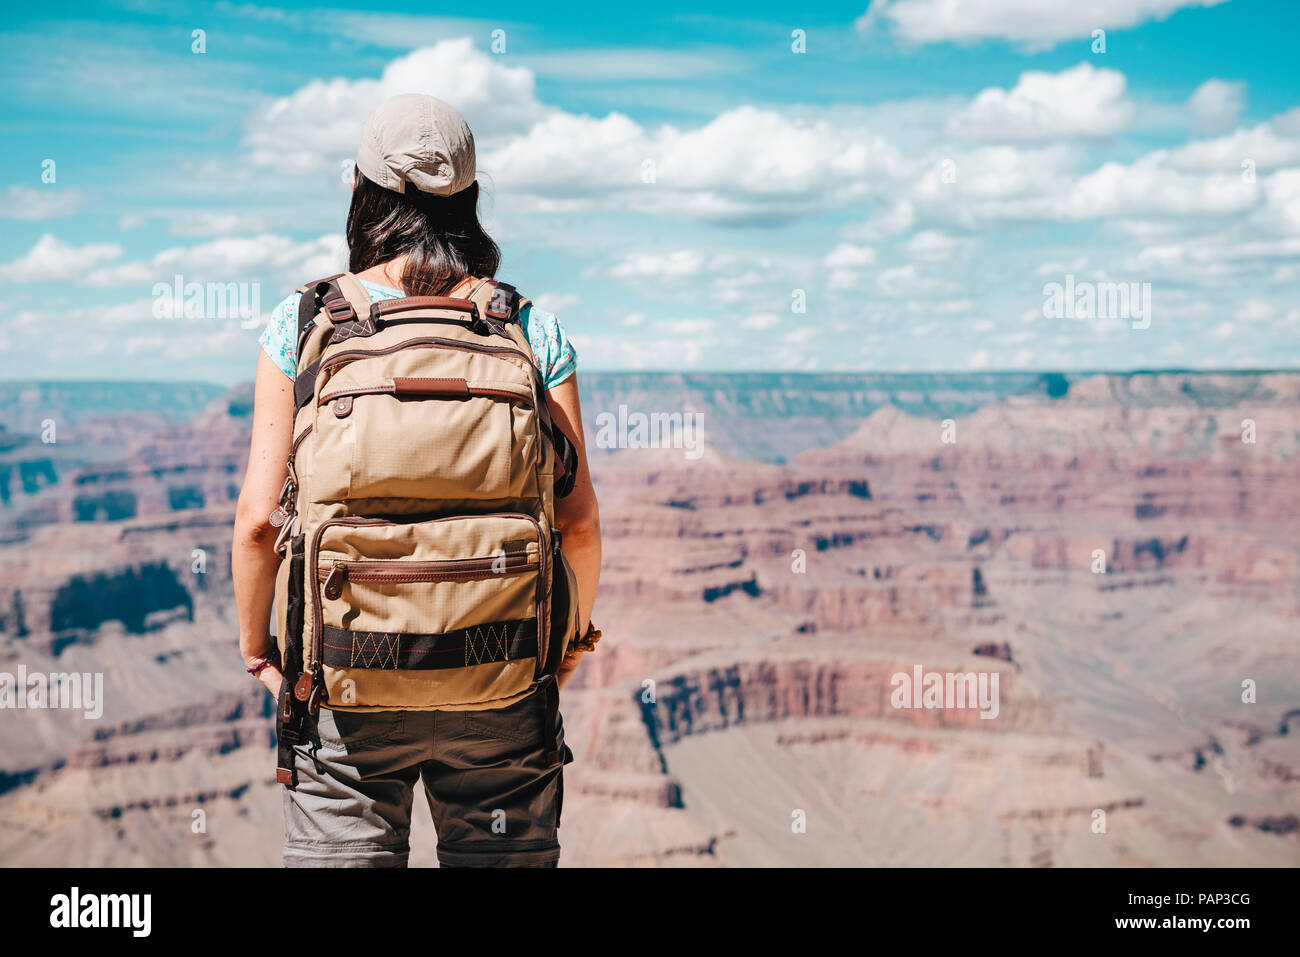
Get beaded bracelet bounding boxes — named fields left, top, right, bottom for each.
left=245, top=655, right=278, bottom=677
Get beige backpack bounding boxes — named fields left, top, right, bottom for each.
left=270, top=272, right=579, bottom=786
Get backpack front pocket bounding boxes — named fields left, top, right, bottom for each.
left=310, top=513, right=546, bottom=710
left=310, top=343, right=538, bottom=505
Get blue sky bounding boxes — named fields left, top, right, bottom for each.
left=2, top=0, right=1298, bottom=382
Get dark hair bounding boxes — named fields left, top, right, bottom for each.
left=345, top=168, right=500, bottom=297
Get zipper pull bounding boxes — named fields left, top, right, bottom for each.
left=323, top=561, right=348, bottom=600
left=293, top=668, right=324, bottom=714
left=294, top=668, right=315, bottom=702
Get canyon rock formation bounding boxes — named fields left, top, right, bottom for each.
left=1, top=372, right=1297, bottom=866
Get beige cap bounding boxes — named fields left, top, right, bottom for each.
left=356, top=94, right=476, bottom=196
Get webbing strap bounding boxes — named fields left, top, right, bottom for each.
left=547, top=419, right=579, bottom=498
left=321, top=619, right=539, bottom=670
left=540, top=674, right=563, bottom=767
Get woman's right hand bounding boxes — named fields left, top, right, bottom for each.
left=556, top=652, right=581, bottom=690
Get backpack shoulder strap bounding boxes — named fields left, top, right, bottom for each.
left=293, top=272, right=371, bottom=349
left=461, top=277, right=577, bottom=496
left=462, top=276, right=534, bottom=362
left=292, top=272, right=373, bottom=410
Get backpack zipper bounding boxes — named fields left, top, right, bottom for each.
left=290, top=424, right=313, bottom=457
left=318, top=383, right=533, bottom=408
left=318, top=336, right=533, bottom=376
left=319, top=554, right=538, bottom=599
left=302, top=513, right=546, bottom=703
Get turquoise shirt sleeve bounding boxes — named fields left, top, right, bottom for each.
left=258, top=291, right=299, bottom=378
left=521, top=303, right=579, bottom=390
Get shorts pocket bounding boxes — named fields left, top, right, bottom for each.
left=464, top=693, right=545, bottom=745
left=313, top=708, right=405, bottom=749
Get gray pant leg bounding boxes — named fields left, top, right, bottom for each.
left=282, top=709, right=428, bottom=867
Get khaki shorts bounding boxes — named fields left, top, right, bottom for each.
left=282, top=689, right=571, bottom=867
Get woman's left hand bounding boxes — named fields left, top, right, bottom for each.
left=255, top=663, right=285, bottom=698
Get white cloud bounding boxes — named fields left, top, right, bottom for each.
left=0, top=234, right=121, bottom=282
left=1233, top=299, right=1275, bottom=323
left=657, top=317, right=713, bottom=336
left=824, top=243, right=876, bottom=269
left=876, top=265, right=959, bottom=297
left=482, top=111, right=647, bottom=198
left=957, top=153, right=1260, bottom=224
left=824, top=243, right=877, bottom=290
left=1122, top=235, right=1300, bottom=284
left=1188, top=79, right=1246, bottom=134
left=608, top=250, right=704, bottom=280
left=903, top=230, right=959, bottom=261
left=907, top=298, right=973, bottom=314
left=532, top=291, right=580, bottom=314
left=1166, top=109, right=1300, bottom=172
left=6, top=299, right=156, bottom=333
left=524, top=47, right=746, bottom=81
left=916, top=145, right=1078, bottom=205
left=570, top=331, right=705, bottom=369
left=487, top=104, right=912, bottom=223
left=1260, top=168, right=1300, bottom=234
left=244, top=38, right=545, bottom=171
left=740, top=313, right=781, bottom=329
left=170, top=211, right=269, bottom=237
left=946, top=64, right=1134, bottom=141
left=0, top=186, right=82, bottom=220
left=1036, top=257, right=1089, bottom=276
left=845, top=199, right=915, bottom=241
left=861, top=0, right=1227, bottom=49
left=83, top=233, right=347, bottom=289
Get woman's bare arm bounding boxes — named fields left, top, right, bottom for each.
left=545, top=374, right=602, bottom=689
left=232, top=351, right=294, bottom=696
